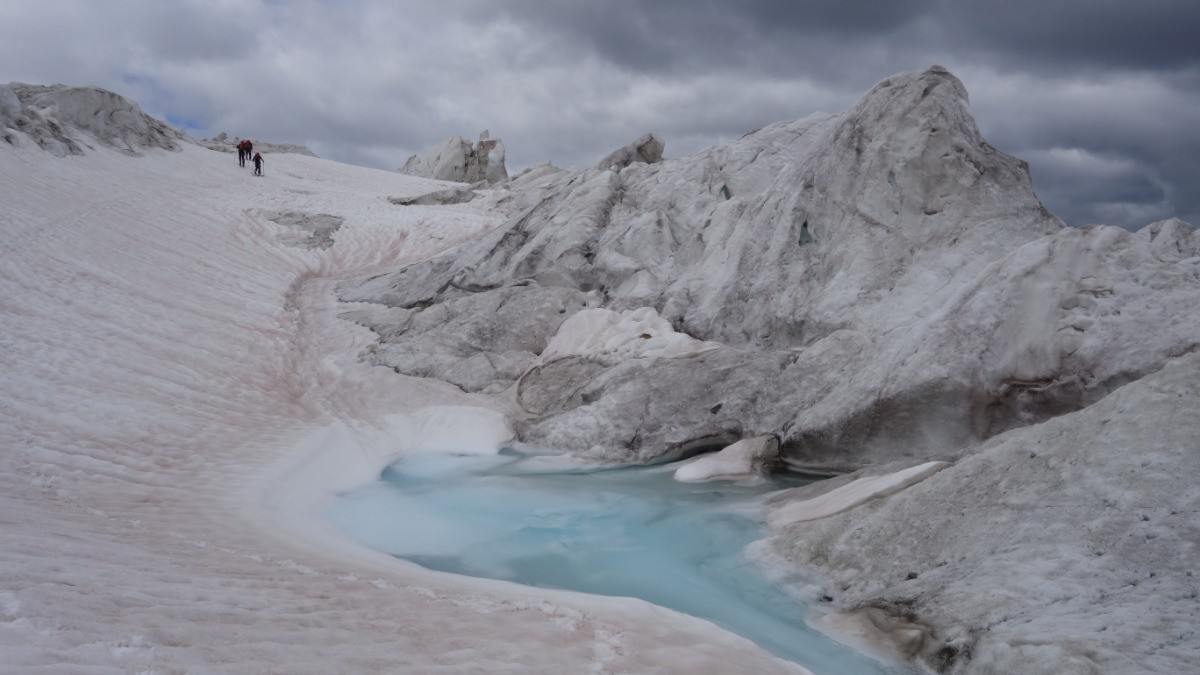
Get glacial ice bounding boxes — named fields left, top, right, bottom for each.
left=336, top=66, right=1200, bottom=672
left=4, top=64, right=1199, bottom=675
left=399, top=131, right=509, bottom=184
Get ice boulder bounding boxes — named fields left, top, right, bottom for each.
left=1138, top=217, right=1199, bottom=262
left=399, top=130, right=508, bottom=184
left=340, top=284, right=597, bottom=395
left=0, top=84, right=22, bottom=147
left=595, top=132, right=665, bottom=171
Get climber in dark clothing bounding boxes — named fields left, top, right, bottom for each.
left=237, top=139, right=254, bottom=168
left=252, top=151, right=264, bottom=176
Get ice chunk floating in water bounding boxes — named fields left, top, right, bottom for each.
left=328, top=451, right=903, bottom=674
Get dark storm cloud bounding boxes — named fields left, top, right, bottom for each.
left=939, top=0, right=1200, bottom=73
left=1023, top=147, right=1173, bottom=229
left=473, top=0, right=932, bottom=80
left=1, top=0, right=1197, bottom=229
left=488, top=0, right=1199, bottom=80
left=962, top=68, right=1200, bottom=227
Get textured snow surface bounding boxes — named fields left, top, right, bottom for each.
left=0, top=139, right=805, bottom=673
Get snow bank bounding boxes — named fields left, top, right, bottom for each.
left=674, top=435, right=780, bottom=483
left=409, top=405, right=515, bottom=454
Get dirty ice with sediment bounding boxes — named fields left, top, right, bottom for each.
left=1, top=67, right=1198, bottom=674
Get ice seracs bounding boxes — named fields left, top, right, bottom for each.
left=1138, top=216, right=1199, bottom=262
left=340, top=66, right=1200, bottom=673
left=594, top=132, right=665, bottom=171
left=1, top=82, right=184, bottom=156
left=398, top=130, right=508, bottom=184
left=339, top=66, right=1076, bottom=464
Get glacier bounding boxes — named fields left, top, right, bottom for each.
left=1, top=65, right=1198, bottom=674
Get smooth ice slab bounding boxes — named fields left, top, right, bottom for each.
left=328, top=451, right=906, bottom=674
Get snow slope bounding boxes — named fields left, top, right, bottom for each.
left=0, top=123, right=806, bottom=671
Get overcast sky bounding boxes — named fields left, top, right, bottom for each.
left=2, top=0, right=1197, bottom=229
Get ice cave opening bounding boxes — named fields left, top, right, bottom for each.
left=327, top=450, right=908, bottom=674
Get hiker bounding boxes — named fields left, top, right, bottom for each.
left=252, top=151, right=264, bottom=176
left=237, top=139, right=253, bottom=167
